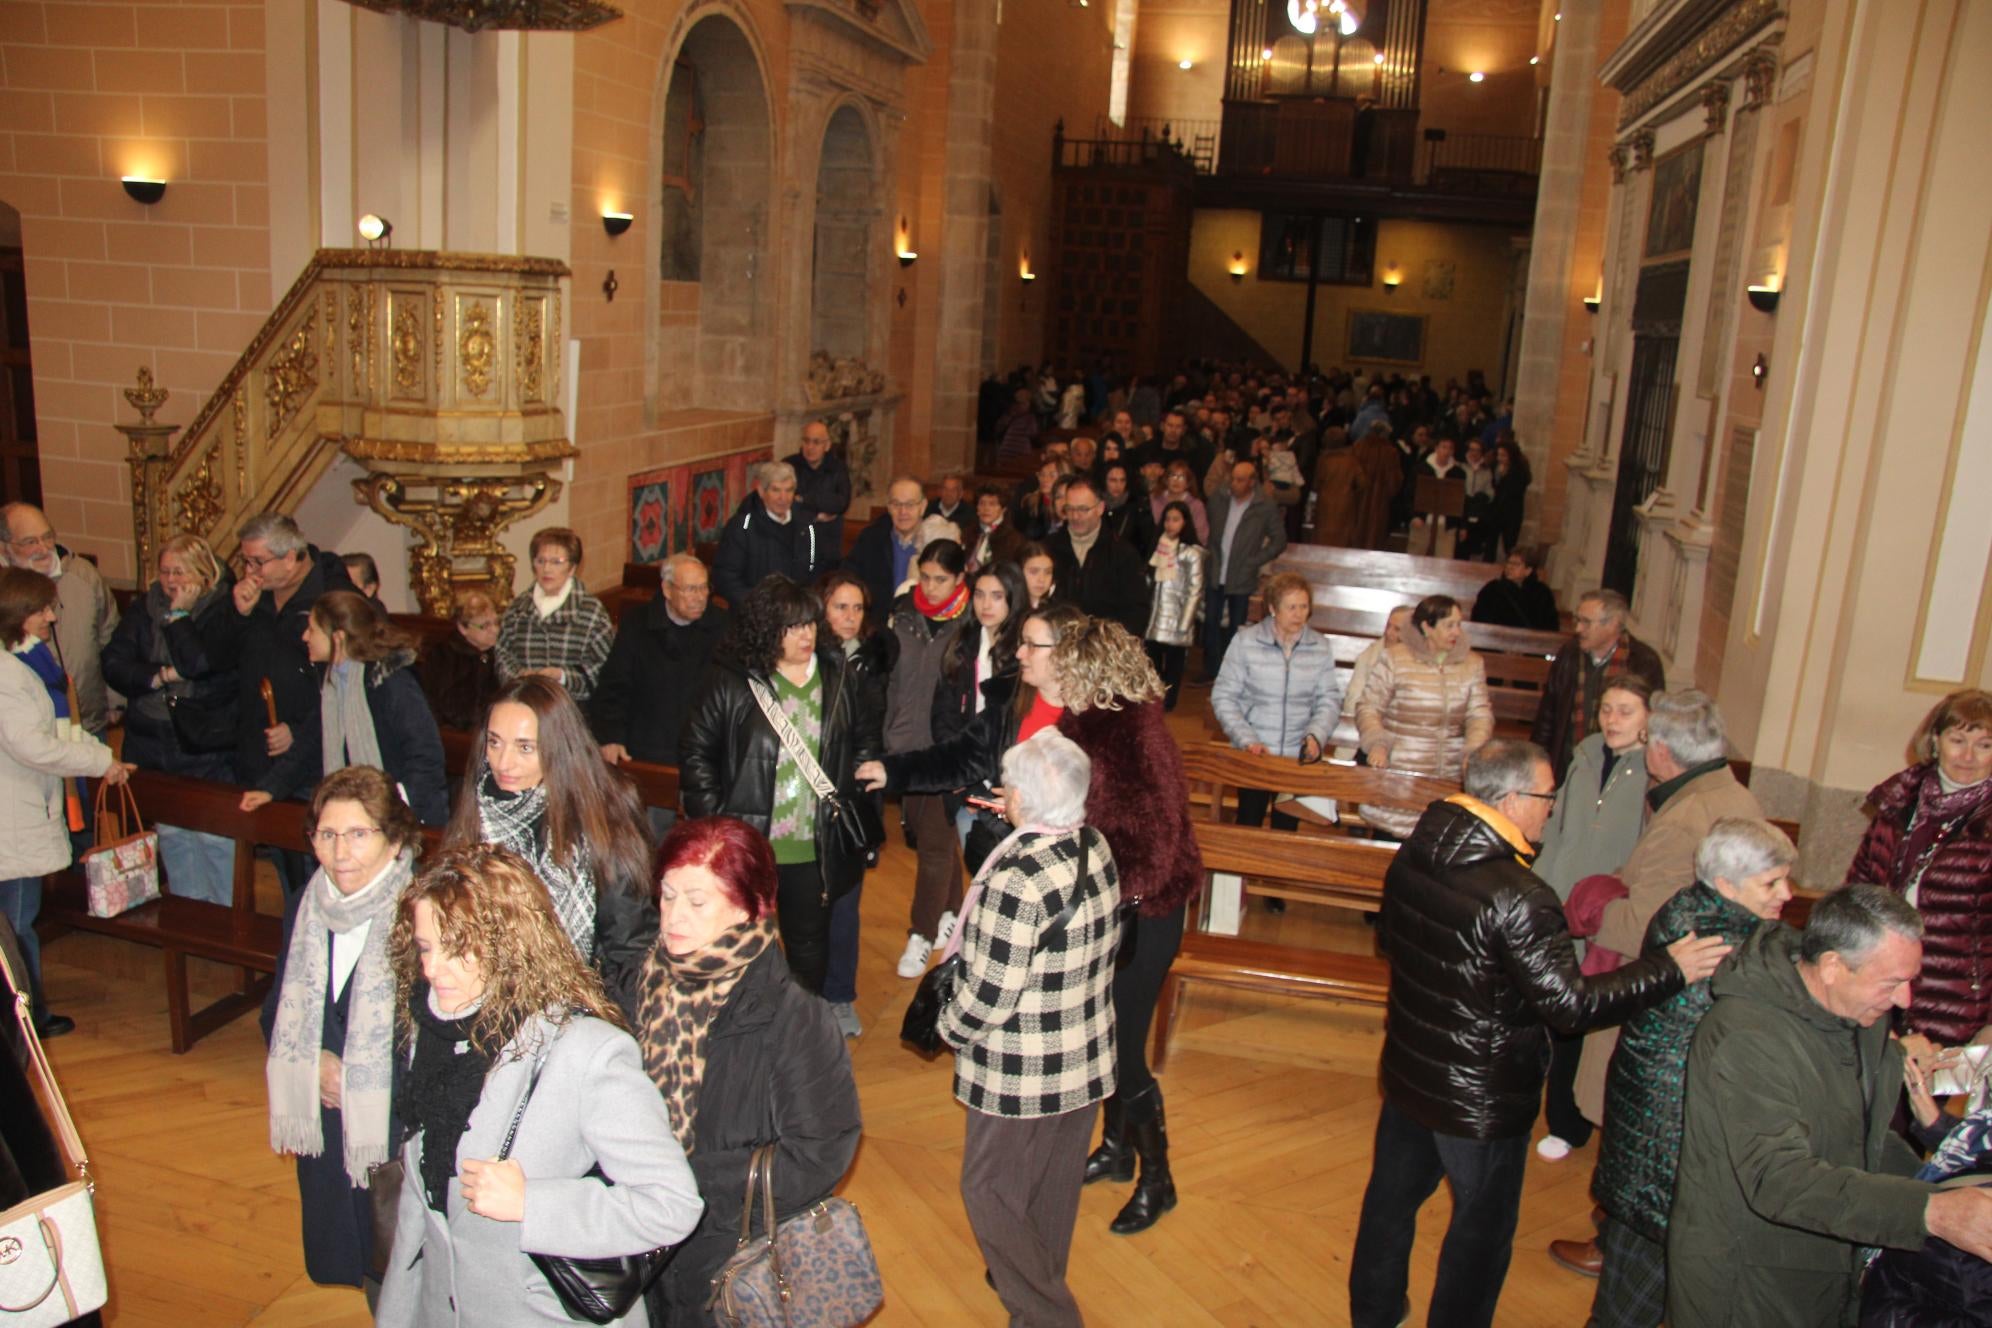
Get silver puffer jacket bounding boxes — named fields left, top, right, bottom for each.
left=1144, top=538, right=1206, bottom=646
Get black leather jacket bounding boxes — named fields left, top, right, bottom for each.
left=1378, top=797, right=1685, bottom=1139
left=678, top=647, right=884, bottom=899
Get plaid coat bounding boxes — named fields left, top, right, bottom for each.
left=495, top=587, right=616, bottom=701
left=940, top=826, right=1120, bottom=1118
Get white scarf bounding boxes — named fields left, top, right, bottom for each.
left=942, top=817, right=1086, bottom=961
left=531, top=577, right=574, bottom=620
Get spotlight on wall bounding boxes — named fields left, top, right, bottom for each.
left=357, top=214, right=393, bottom=248
left=1468, top=70, right=1485, bottom=83
left=1261, top=46, right=1273, bottom=60
left=1373, top=52, right=1385, bottom=66
left=120, top=176, right=167, bottom=206
left=1530, top=55, right=1540, bottom=65
left=1583, top=295, right=1601, bottom=314
left=1746, top=284, right=1781, bottom=314
left=897, top=216, right=918, bottom=267
left=1752, top=352, right=1768, bottom=388
left=1178, top=59, right=1194, bottom=70
left=601, top=211, right=633, bottom=237
left=1020, top=253, right=1036, bottom=284
left=1382, top=265, right=1401, bottom=292
left=1229, top=252, right=1248, bottom=283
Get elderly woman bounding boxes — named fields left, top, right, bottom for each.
left=1846, top=687, right=1992, bottom=1044
left=265, top=767, right=422, bottom=1289
left=418, top=587, right=501, bottom=732
left=376, top=844, right=703, bottom=1328
left=1586, top=819, right=1796, bottom=1328
left=635, top=817, right=861, bottom=1326
left=678, top=576, right=884, bottom=994
left=0, top=568, right=131, bottom=1038
left=495, top=526, right=615, bottom=702
left=1211, top=570, right=1343, bottom=832
left=947, top=730, right=1120, bottom=1326
left=1355, top=593, right=1494, bottom=837
left=100, top=532, right=239, bottom=904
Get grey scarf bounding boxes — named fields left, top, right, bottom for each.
left=321, top=659, right=384, bottom=777
left=476, top=775, right=597, bottom=960
left=266, top=848, right=414, bottom=1184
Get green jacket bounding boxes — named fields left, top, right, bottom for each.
left=1592, top=882, right=1766, bottom=1241
left=1667, top=927, right=1932, bottom=1327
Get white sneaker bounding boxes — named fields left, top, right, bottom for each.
left=897, top=933, right=934, bottom=978
left=934, top=910, right=959, bottom=948
left=1536, top=1135, right=1573, bottom=1161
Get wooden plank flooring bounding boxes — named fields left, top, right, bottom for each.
left=40, top=695, right=1604, bottom=1326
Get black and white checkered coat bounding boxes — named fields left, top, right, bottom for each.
left=940, top=826, right=1120, bottom=1118
left=495, top=588, right=616, bottom=702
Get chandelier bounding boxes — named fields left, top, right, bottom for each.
left=1287, top=0, right=1363, bottom=37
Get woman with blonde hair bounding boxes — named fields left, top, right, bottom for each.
left=376, top=843, right=704, bottom=1328
left=102, top=531, right=240, bottom=902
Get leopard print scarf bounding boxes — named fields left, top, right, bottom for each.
left=636, top=918, right=778, bottom=1152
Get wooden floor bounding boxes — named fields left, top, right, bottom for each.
left=41, top=693, right=1604, bottom=1327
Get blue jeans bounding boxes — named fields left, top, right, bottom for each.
left=0, top=874, right=49, bottom=1023
left=823, top=881, right=862, bottom=1004
left=1348, top=1099, right=1530, bottom=1328
left=1202, top=585, right=1251, bottom=676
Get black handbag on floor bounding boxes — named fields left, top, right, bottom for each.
left=498, top=1050, right=679, bottom=1323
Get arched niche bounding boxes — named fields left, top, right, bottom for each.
left=654, top=12, right=774, bottom=411
left=810, top=104, right=877, bottom=364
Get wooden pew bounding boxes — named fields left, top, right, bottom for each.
left=1270, top=545, right=1505, bottom=605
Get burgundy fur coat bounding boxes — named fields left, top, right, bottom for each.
left=1058, top=700, right=1203, bottom=918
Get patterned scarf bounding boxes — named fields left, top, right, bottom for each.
left=1573, top=633, right=1636, bottom=748
left=1899, top=765, right=1992, bottom=897
left=266, top=849, right=414, bottom=1185
left=476, top=774, right=597, bottom=960
left=636, top=919, right=778, bottom=1151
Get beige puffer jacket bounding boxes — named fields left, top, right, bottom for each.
left=1355, top=633, right=1494, bottom=837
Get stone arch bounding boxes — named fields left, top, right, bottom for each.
left=647, top=5, right=777, bottom=413
left=809, top=99, right=882, bottom=366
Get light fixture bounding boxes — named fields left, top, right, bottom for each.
left=1583, top=295, right=1600, bottom=314
left=1287, top=0, right=1318, bottom=35
left=601, top=211, right=633, bottom=237
left=1178, top=58, right=1193, bottom=70
left=1373, top=52, right=1385, bottom=66
left=1468, top=70, right=1485, bottom=83
left=1020, top=253, right=1036, bottom=284
left=1746, top=284, right=1781, bottom=314
left=1554, top=10, right=1562, bottom=19
left=1229, top=252, right=1248, bottom=283
left=120, top=176, right=166, bottom=205
left=1262, top=46, right=1273, bottom=60
left=1339, top=8, right=1358, bottom=34
left=1752, top=352, right=1768, bottom=388
left=1382, top=265, right=1401, bottom=292
left=896, top=216, right=918, bottom=267
left=1530, top=55, right=1540, bottom=65
left=357, top=214, right=393, bottom=248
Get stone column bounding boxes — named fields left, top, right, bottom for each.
left=928, top=0, right=999, bottom=475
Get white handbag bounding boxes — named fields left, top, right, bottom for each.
left=0, top=931, right=105, bottom=1325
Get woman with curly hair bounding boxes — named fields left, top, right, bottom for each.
left=859, top=602, right=1202, bottom=1234
left=445, top=676, right=658, bottom=1019
left=678, top=576, right=884, bottom=994
left=376, top=844, right=703, bottom=1328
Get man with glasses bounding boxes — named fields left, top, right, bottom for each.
left=0, top=504, right=119, bottom=740
left=1348, top=739, right=1732, bottom=1328
left=1043, top=476, right=1147, bottom=635
left=843, top=476, right=931, bottom=620
left=1530, top=588, right=1666, bottom=781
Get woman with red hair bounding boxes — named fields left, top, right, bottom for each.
left=633, top=816, right=862, bottom=1326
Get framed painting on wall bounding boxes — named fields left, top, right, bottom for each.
left=1644, top=141, right=1704, bottom=260
left=1345, top=309, right=1426, bottom=366
left=626, top=447, right=773, bottom=565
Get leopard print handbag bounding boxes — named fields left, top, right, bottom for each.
left=707, top=1145, right=883, bottom=1328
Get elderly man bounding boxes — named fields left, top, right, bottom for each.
left=845, top=476, right=932, bottom=618
left=1203, top=459, right=1288, bottom=677
left=783, top=418, right=850, bottom=531
left=0, top=504, right=119, bottom=737
left=1670, top=885, right=1992, bottom=1326
left=1531, top=588, right=1667, bottom=781
left=1348, top=739, right=1730, bottom=1328
left=1042, top=476, right=1148, bottom=636
left=712, top=460, right=831, bottom=605
left=591, top=553, right=726, bottom=779
left=926, top=473, right=968, bottom=527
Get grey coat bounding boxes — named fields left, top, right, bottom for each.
left=376, top=1013, right=704, bottom=1328
left=51, top=549, right=120, bottom=735
left=1143, top=538, right=1205, bottom=646
left=1204, top=490, right=1289, bottom=593
left=1534, top=734, right=1650, bottom=905
left=1210, top=616, right=1343, bottom=757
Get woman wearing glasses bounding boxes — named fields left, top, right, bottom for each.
left=265, top=766, right=423, bottom=1291
left=495, top=527, right=615, bottom=702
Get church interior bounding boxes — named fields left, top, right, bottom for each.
left=1, top=0, right=1989, bottom=1322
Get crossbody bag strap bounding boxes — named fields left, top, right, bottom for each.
left=494, top=1026, right=557, bottom=1161
left=747, top=677, right=837, bottom=799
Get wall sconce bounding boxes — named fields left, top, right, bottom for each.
left=1468, top=70, right=1486, bottom=83
left=602, top=211, right=633, bottom=237
left=1373, top=52, right=1385, bottom=66
left=1746, top=284, right=1781, bottom=314
left=121, top=176, right=166, bottom=206
left=1382, top=265, right=1401, bottom=293
left=1752, top=353, right=1768, bottom=389
left=1020, top=269, right=1037, bottom=284
left=896, top=216, right=918, bottom=267
left=1020, top=252, right=1036, bottom=284
left=1261, top=46, right=1272, bottom=60
left=1583, top=295, right=1600, bottom=314
left=1177, top=59, right=1194, bottom=71
left=1228, top=252, right=1248, bottom=283
left=357, top=214, right=393, bottom=248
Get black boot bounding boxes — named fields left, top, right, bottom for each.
left=1083, top=1093, right=1134, bottom=1184
left=1110, top=1086, right=1176, bottom=1234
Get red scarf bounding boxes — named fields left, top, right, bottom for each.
left=914, top=582, right=970, bottom=621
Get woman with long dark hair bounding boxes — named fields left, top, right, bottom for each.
left=1143, top=500, right=1205, bottom=711
left=1488, top=435, right=1533, bottom=562
left=444, top=675, right=657, bottom=1019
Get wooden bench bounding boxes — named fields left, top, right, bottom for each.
left=1270, top=545, right=1506, bottom=605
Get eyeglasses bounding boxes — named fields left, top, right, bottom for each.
left=7, top=532, right=55, bottom=550
left=887, top=499, right=924, bottom=511
left=532, top=556, right=572, bottom=568
left=1017, top=639, right=1055, bottom=653
left=242, top=552, right=292, bottom=571
left=313, top=826, right=382, bottom=848
left=1515, top=791, right=1557, bottom=803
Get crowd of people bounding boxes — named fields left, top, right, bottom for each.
left=4, top=356, right=1992, bottom=1328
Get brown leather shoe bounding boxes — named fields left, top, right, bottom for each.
left=1548, top=1237, right=1602, bottom=1277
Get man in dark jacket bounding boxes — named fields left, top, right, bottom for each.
left=591, top=552, right=727, bottom=776
left=1042, top=476, right=1148, bottom=636
left=1203, top=460, right=1289, bottom=677
left=711, top=461, right=832, bottom=606
left=842, top=477, right=929, bottom=623
left=784, top=418, right=850, bottom=532
left=1347, top=739, right=1730, bottom=1328
left=1669, top=886, right=1992, bottom=1327
left=1530, top=588, right=1666, bottom=781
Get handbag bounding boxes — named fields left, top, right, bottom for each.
left=707, top=1146, right=883, bottom=1328
left=0, top=926, right=107, bottom=1326
left=79, top=779, right=160, bottom=919
left=745, top=679, right=883, bottom=860
left=167, top=691, right=236, bottom=754
left=365, top=1159, right=403, bottom=1284
left=497, top=1045, right=679, bottom=1324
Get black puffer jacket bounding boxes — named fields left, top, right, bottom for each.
left=1377, top=797, right=1686, bottom=1139
left=677, top=647, right=884, bottom=901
